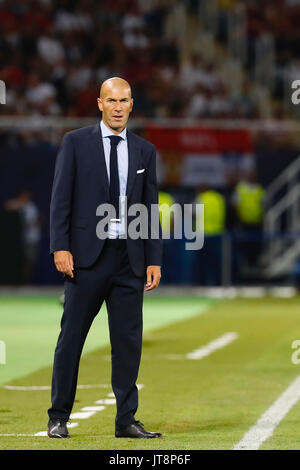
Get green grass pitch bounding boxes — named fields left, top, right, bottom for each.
left=1, top=294, right=300, bottom=450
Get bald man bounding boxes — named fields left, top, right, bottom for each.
left=47, top=78, right=163, bottom=439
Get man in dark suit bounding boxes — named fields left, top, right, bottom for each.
left=47, top=77, right=162, bottom=439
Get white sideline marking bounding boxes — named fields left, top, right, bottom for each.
left=0, top=434, right=37, bottom=437
left=94, top=398, right=116, bottom=405
left=66, top=422, right=79, bottom=429
left=102, top=340, right=241, bottom=361
left=2, top=384, right=111, bottom=391
left=29, top=385, right=144, bottom=437
left=3, top=384, right=143, bottom=391
left=164, top=354, right=185, bottom=360
left=234, top=375, right=300, bottom=450
left=70, top=411, right=96, bottom=420
left=81, top=406, right=106, bottom=412
left=35, top=423, right=78, bottom=437
left=77, top=384, right=110, bottom=389
left=186, top=332, right=239, bottom=360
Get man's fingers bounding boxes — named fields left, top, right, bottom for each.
left=56, top=264, right=69, bottom=276
left=69, top=254, right=74, bottom=271
left=67, top=257, right=74, bottom=277
left=144, top=276, right=153, bottom=291
left=145, top=266, right=161, bottom=291
left=55, top=259, right=74, bottom=278
left=144, top=274, right=160, bottom=291
left=55, top=262, right=62, bottom=273
left=64, top=261, right=73, bottom=277
left=145, top=271, right=152, bottom=288
left=144, top=281, right=158, bottom=291
left=66, top=266, right=74, bottom=278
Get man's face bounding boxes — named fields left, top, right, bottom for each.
left=97, top=85, right=133, bottom=133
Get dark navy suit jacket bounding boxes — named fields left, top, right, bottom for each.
left=50, top=123, right=162, bottom=278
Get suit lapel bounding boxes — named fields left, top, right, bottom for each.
left=87, top=124, right=141, bottom=201
left=126, top=130, right=141, bottom=200
left=88, top=124, right=110, bottom=199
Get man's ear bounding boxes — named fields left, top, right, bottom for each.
left=97, top=98, right=103, bottom=112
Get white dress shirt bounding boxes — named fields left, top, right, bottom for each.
left=100, top=120, right=128, bottom=238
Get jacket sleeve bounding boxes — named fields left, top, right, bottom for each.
left=49, top=132, right=75, bottom=254
left=143, top=144, right=163, bottom=267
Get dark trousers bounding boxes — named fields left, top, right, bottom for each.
left=48, top=238, right=144, bottom=429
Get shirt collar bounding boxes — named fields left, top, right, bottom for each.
left=100, top=120, right=127, bottom=141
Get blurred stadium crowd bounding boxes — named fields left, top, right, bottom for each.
left=1, top=0, right=300, bottom=119
left=1, top=0, right=300, bottom=288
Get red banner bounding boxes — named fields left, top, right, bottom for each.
left=146, top=126, right=253, bottom=187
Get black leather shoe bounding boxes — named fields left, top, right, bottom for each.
left=47, top=419, right=70, bottom=438
left=115, top=420, right=162, bottom=439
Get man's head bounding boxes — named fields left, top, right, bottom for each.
left=97, top=77, right=133, bottom=134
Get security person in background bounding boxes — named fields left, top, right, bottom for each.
left=232, top=169, right=265, bottom=271
left=234, top=170, right=265, bottom=228
left=195, top=185, right=226, bottom=286
left=158, top=190, right=175, bottom=284
left=159, top=190, right=175, bottom=234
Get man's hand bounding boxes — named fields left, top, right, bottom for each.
left=145, top=265, right=161, bottom=292
left=54, top=250, right=74, bottom=278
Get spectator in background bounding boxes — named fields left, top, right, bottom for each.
left=0, top=0, right=269, bottom=121
left=121, top=2, right=146, bottom=36
left=195, top=185, right=226, bottom=286
left=37, top=26, right=65, bottom=66
left=184, top=185, right=226, bottom=286
left=184, top=85, right=209, bottom=118
left=25, top=72, right=61, bottom=116
left=233, top=169, right=265, bottom=231
left=232, top=169, right=265, bottom=276
left=4, top=190, right=41, bottom=284
left=158, top=189, right=176, bottom=284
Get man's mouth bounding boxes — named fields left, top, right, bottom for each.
left=113, top=116, right=123, bottom=120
